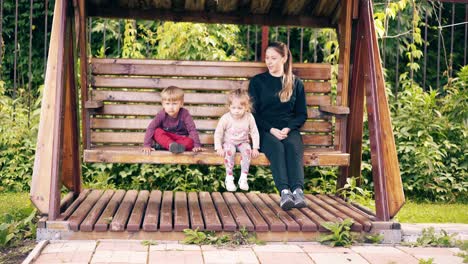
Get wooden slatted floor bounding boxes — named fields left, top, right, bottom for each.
left=54, top=189, right=378, bottom=237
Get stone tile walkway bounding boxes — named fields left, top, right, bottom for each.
left=25, top=240, right=465, bottom=264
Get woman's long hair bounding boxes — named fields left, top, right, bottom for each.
left=267, top=42, right=294, bottom=102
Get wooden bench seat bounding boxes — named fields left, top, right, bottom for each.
left=83, top=58, right=349, bottom=166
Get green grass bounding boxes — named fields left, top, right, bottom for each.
left=0, top=192, right=34, bottom=222
left=394, top=201, right=468, bottom=223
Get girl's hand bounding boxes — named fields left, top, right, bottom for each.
left=270, top=128, right=287, bottom=140
left=251, top=149, right=260, bottom=158
left=192, top=147, right=205, bottom=152
left=216, top=149, right=225, bottom=157
left=142, top=147, right=153, bottom=155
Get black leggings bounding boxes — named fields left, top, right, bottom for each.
left=260, top=129, right=304, bottom=191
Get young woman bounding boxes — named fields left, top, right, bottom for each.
left=248, top=42, right=308, bottom=210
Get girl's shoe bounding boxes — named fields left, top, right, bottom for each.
left=225, top=177, right=237, bottom=192
left=238, top=177, right=249, bottom=191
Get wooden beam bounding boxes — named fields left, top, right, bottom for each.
left=361, top=0, right=404, bottom=220
left=338, top=15, right=365, bottom=190
left=251, top=0, right=273, bottom=14
left=78, top=0, right=90, bottom=149
left=87, top=5, right=332, bottom=27
left=185, top=0, right=206, bottom=11
left=30, top=0, right=67, bottom=216
left=217, top=0, right=239, bottom=12
left=319, top=105, right=350, bottom=115
left=282, top=0, right=310, bottom=15
left=61, top=7, right=82, bottom=194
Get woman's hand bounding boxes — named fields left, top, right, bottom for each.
left=270, top=128, right=287, bottom=140
left=192, top=147, right=206, bottom=152
left=216, top=149, right=225, bottom=157
left=251, top=148, right=260, bottom=158
left=280, top=127, right=291, bottom=136
left=142, top=147, right=153, bottom=155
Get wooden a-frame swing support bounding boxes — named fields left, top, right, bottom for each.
left=30, top=0, right=405, bottom=222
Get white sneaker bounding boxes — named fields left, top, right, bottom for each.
left=238, top=177, right=249, bottom=191
left=225, top=177, right=237, bottom=192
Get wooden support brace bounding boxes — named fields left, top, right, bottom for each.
left=319, top=105, right=350, bottom=115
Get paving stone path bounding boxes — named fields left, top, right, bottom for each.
left=25, top=240, right=464, bottom=264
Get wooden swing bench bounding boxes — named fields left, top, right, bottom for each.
left=83, top=58, right=350, bottom=166
left=31, top=0, right=405, bottom=239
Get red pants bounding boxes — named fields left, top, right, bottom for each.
left=153, top=128, right=194, bottom=151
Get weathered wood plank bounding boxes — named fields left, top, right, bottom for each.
left=250, top=0, right=272, bottom=14
left=306, top=194, right=362, bottom=231
left=199, top=192, right=222, bottom=231
left=188, top=192, right=205, bottom=231
left=68, top=190, right=103, bottom=231
left=83, top=147, right=350, bottom=166
left=174, top=192, right=190, bottom=231
left=91, top=59, right=331, bottom=80
left=269, top=194, right=317, bottom=231
left=211, top=192, right=237, bottom=231
left=319, top=105, right=350, bottom=115
left=92, top=76, right=330, bottom=93
left=245, top=193, right=286, bottom=231
left=317, top=194, right=372, bottom=231
left=258, top=193, right=300, bottom=231
left=91, top=90, right=330, bottom=106
left=78, top=0, right=90, bottom=149
left=185, top=0, right=206, bottom=11
left=297, top=206, right=328, bottom=232
left=217, top=0, right=238, bottom=12
left=90, top=131, right=333, bottom=146
left=58, top=189, right=91, bottom=220
left=302, top=195, right=341, bottom=227
left=90, top=118, right=331, bottom=133
left=110, top=190, right=138, bottom=232
left=222, top=192, right=254, bottom=231
left=80, top=190, right=114, bottom=232
left=92, top=104, right=328, bottom=119
left=94, top=190, right=126, bottom=232
left=283, top=0, right=310, bottom=15
left=235, top=193, right=268, bottom=232
left=142, top=190, right=162, bottom=231
left=160, top=191, right=174, bottom=232
left=127, top=190, right=150, bottom=232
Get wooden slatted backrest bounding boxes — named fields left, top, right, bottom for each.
left=88, top=58, right=335, bottom=149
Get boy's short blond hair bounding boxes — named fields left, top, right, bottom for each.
left=161, top=86, right=184, bottom=102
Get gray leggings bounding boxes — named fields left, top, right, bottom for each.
left=260, top=130, right=304, bottom=191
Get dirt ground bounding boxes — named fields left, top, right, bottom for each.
left=0, top=240, right=36, bottom=264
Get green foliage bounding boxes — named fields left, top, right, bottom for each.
left=337, top=178, right=373, bottom=206
left=418, top=258, right=435, bottom=264
left=391, top=71, right=467, bottom=202
left=183, top=227, right=263, bottom=246
left=0, top=82, right=40, bottom=192
left=414, top=227, right=458, bottom=247
left=154, top=22, right=245, bottom=61
left=395, top=201, right=468, bottom=223
left=363, top=233, right=385, bottom=244
left=141, top=240, right=158, bottom=246
left=318, top=218, right=355, bottom=247
left=0, top=209, right=37, bottom=248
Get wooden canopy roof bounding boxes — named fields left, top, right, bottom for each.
left=86, top=0, right=345, bottom=27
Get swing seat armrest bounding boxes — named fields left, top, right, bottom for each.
left=319, top=105, right=350, bottom=115
left=85, top=100, right=103, bottom=109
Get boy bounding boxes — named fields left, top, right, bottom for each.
left=142, top=86, right=204, bottom=154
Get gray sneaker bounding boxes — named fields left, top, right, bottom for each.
left=293, top=188, right=307, bottom=208
left=280, top=189, right=294, bottom=211
left=169, top=142, right=185, bottom=153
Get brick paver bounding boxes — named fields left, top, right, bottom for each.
left=351, top=246, right=419, bottom=264
left=203, top=248, right=259, bottom=264
left=397, top=246, right=464, bottom=264
left=256, top=252, right=314, bottom=264
left=149, top=251, right=203, bottom=264
left=29, top=240, right=467, bottom=264
left=308, top=252, right=370, bottom=264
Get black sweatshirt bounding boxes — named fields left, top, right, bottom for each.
left=248, top=71, right=308, bottom=133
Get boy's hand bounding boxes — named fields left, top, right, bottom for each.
left=216, top=149, right=225, bottom=157
left=142, top=147, right=153, bottom=155
left=251, top=149, right=260, bottom=159
left=192, top=147, right=205, bottom=152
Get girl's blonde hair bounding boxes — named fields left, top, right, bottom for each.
left=266, top=42, right=294, bottom=102
left=227, top=89, right=253, bottom=112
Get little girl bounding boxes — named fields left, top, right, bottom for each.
left=214, top=89, right=260, bottom=191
